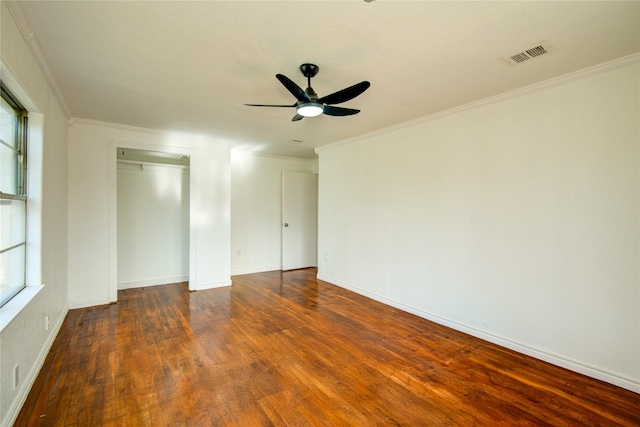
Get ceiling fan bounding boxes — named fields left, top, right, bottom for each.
left=245, top=63, right=370, bottom=122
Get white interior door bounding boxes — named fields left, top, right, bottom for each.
left=282, top=171, right=318, bottom=271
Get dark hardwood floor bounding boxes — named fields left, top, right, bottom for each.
left=15, top=268, right=640, bottom=426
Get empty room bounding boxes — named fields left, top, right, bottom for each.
left=1, top=1, right=639, bottom=425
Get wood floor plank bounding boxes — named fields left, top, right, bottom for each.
left=14, top=268, right=640, bottom=426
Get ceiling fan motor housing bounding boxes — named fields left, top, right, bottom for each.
left=300, top=63, right=320, bottom=78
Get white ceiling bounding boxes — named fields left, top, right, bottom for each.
left=9, top=1, right=640, bottom=159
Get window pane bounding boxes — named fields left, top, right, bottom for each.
left=0, top=198, right=25, bottom=249
left=1, top=82, right=27, bottom=307
left=0, top=96, right=17, bottom=148
left=0, top=245, right=26, bottom=306
left=0, top=144, right=17, bottom=194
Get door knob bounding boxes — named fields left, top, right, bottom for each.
left=284, top=223, right=289, bottom=227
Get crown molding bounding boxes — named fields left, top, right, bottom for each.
left=72, top=117, right=235, bottom=148
left=5, top=1, right=73, bottom=119
left=231, top=148, right=316, bottom=162
left=72, top=117, right=170, bottom=134
left=316, top=53, right=640, bottom=155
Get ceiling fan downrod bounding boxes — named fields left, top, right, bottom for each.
left=300, top=63, right=320, bottom=98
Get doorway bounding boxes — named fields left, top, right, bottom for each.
left=116, top=148, right=190, bottom=290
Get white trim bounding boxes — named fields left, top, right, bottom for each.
left=1, top=306, right=68, bottom=427
left=106, top=138, right=197, bottom=301
left=317, top=274, right=640, bottom=394
left=0, top=285, right=43, bottom=332
left=68, top=297, right=110, bottom=310
left=107, top=145, right=118, bottom=303
left=74, top=118, right=234, bottom=148
left=192, top=280, right=232, bottom=291
left=231, top=148, right=317, bottom=162
left=231, top=266, right=282, bottom=276
left=118, top=276, right=189, bottom=290
left=107, top=138, right=197, bottom=154
left=315, top=53, right=640, bottom=155
left=116, top=160, right=190, bottom=171
left=4, top=2, right=72, bottom=119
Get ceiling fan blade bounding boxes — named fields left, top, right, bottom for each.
left=318, top=81, right=370, bottom=105
left=276, top=74, right=310, bottom=102
left=245, top=103, right=295, bottom=107
left=292, top=114, right=304, bottom=122
left=323, top=105, right=360, bottom=116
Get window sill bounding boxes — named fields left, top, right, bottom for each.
left=0, top=285, right=44, bottom=333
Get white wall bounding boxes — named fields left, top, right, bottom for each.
left=117, top=161, right=189, bottom=289
left=68, top=120, right=231, bottom=308
left=0, top=2, right=69, bottom=425
left=231, top=151, right=314, bottom=275
left=317, top=59, right=640, bottom=392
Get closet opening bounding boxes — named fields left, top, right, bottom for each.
left=116, top=148, right=190, bottom=291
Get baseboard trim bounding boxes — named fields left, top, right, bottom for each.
left=317, top=274, right=640, bottom=394
left=231, top=266, right=282, bottom=276
left=117, top=276, right=189, bottom=290
left=192, top=280, right=232, bottom=291
left=2, top=308, right=68, bottom=427
left=68, top=297, right=111, bottom=310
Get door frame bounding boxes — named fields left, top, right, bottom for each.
left=107, top=139, right=196, bottom=302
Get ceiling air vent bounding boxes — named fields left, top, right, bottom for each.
left=503, top=42, right=553, bottom=65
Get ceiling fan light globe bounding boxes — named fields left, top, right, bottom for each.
left=297, top=103, right=324, bottom=117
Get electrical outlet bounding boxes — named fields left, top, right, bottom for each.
left=237, top=250, right=241, bottom=256
left=324, top=253, right=328, bottom=262
left=44, top=316, right=50, bottom=331
left=13, top=365, right=19, bottom=389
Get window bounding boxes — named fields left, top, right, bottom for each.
left=0, top=82, right=28, bottom=307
